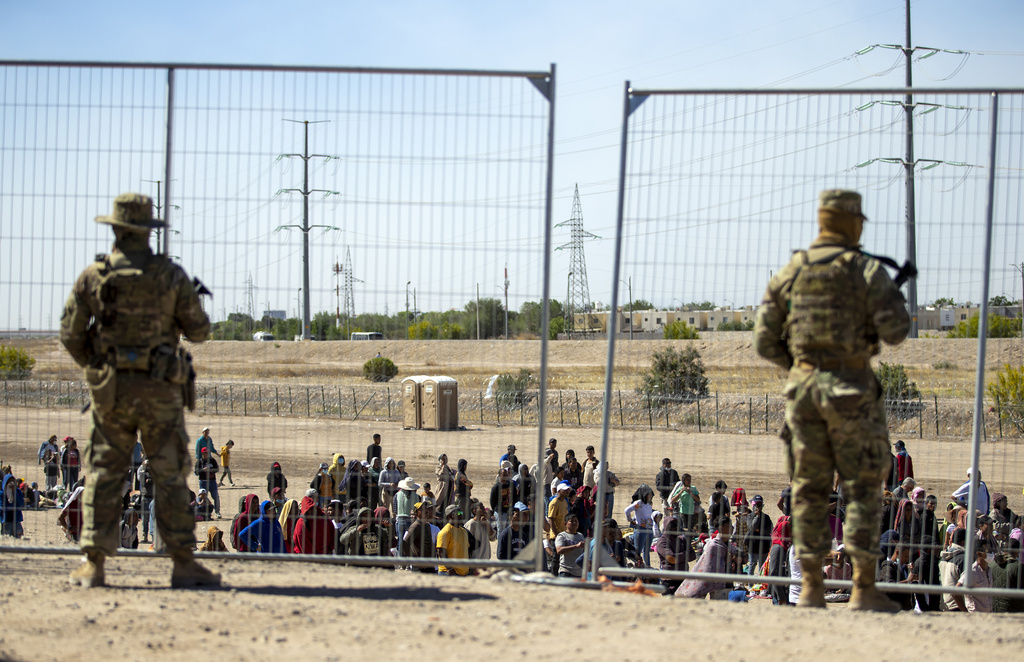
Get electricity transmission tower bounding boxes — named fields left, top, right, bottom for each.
left=556, top=184, right=599, bottom=339
left=333, top=247, right=362, bottom=339
left=275, top=119, right=339, bottom=340
left=245, top=273, right=256, bottom=336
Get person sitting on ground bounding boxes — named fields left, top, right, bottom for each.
left=198, top=525, right=229, bottom=552
left=676, top=517, right=739, bottom=599
left=119, top=508, right=140, bottom=549
left=823, top=545, right=852, bottom=597
left=876, top=543, right=915, bottom=611
left=554, top=513, right=585, bottom=578
left=192, top=488, right=216, bottom=521
left=238, top=500, right=286, bottom=554
left=436, top=504, right=471, bottom=576
left=957, top=539, right=994, bottom=613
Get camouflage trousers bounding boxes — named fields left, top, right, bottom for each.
left=82, top=373, right=194, bottom=556
left=784, top=365, right=888, bottom=559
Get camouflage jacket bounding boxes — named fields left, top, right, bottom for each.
left=754, top=237, right=910, bottom=370
left=60, top=245, right=209, bottom=369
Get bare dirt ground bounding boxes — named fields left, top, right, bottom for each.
left=2, top=338, right=1023, bottom=660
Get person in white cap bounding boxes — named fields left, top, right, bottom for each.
left=394, top=476, right=420, bottom=557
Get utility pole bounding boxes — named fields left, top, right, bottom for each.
left=476, top=283, right=481, bottom=340
left=333, top=258, right=343, bottom=330
left=1015, top=262, right=1024, bottom=357
left=406, top=281, right=411, bottom=334
left=503, top=264, right=510, bottom=340
left=276, top=119, right=339, bottom=341
left=902, top=0, right=919, bottom=338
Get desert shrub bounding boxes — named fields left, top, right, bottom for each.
left=932, top=360, right=958, bottom=370
left=947, top=313, right=1022, bottom=338
left=639, top=346, right=709, bottom=403
left=716, top=319, right=755, bottom=331
left=663, top=320, right=699, bottom=340
left=494, top=368, right=535, bottom=407
left=0, top=345, right=35, bottom=379
left=988, top=364, right=1024, bottom=434
left=362, top=356, right=398, bottom=382
left=876, top=362, right=920, bottom=401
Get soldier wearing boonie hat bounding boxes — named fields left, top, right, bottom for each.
left=755, top=188, right=909, bottom=612
left=61, top=193, right=217, bottom=590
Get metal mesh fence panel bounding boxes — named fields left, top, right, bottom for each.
left=0, top=61, right=556, bottom=570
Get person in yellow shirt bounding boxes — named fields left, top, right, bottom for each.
left=546, top=482, right=572, bottom=574
left=218, top=440, right=235, bottom=487
left=436, top=504, right=470, bottom=576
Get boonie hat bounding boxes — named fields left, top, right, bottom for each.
left=818, top=189, right=866, bottom=220
left=96, top=193, right=168, bottom=231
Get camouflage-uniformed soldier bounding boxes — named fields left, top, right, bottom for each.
left=59, top=193, right=219, bottom=588
left=754, top=190, right=909, bottom=611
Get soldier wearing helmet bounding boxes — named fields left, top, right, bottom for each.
left=754, top=190, right=909, bottom=612
left=60, top=193, right=218, bottom=589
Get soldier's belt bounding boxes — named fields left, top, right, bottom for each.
left=795, top=357, right=866, bottom=371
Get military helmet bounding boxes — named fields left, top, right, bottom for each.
left=818, top=189, right=866, bottom=220
left=95, top=193, right=167, bottom=231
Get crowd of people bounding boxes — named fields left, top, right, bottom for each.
left=2, top=429, right=1022, bottom=610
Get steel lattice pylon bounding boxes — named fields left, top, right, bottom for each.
left=556, top=184, right=599, bottom=338
left=342, top=246, right=361, bottom=338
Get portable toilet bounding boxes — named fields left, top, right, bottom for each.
left=421, top=376, right=458, bottom=430
left=402, top=376, right=427, bottom=429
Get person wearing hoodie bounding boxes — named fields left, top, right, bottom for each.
left=1, top=473, right=25, bottom=538
left=310, top=463, right=335, bottom=508
left=327, top=453, right=346, bottom=499
left=940, top=527, right=968, bottom=611
left=435, top=454, right=455, bottom=512
left=266, top=463, right=288, bottom=501
left=338, top=459, right=367, bottom=508
left=293, top=495, right=335, bottom=555
left=655, top=514, right=692, bottom=591
left=489, top=467, right=518, bottom=534
left=378, top=457, right=402, bottom=515
left=119, top=508, right=140, bottom=549
left=231, top=494, right=261, bottom=552
left=198, top=526, right=228, bottom=552
left=278, top=497, right=301, bottom=553
left=339, top=507, right=387, bottom=557
left=239, top=500, right=286, bottom=554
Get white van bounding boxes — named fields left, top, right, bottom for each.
left=253, top=331, right=275, bottom=341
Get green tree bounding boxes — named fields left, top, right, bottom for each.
left=516, top=300, right=564, bottom=338
left=683, top=300, right=716, bottom=310
left=548, top=316, right=565, bottom=340
left=989, top=294, right=1014, bottom=307
left=663, top=320, right=700, bottom=340
left=988, top=363, right=1024, bottom=434
left=462, top=297, right=508, bottom=339
left=638, top=346, right=709, bottom=403
left=0, top=345, right=35, bottom=379
left=629, top=299, right=655, bottom=311
left=363, top=356, right=398, bottom=382
left=947, top=313, right=1022, bottom=339
left=930, top=297, right=956, bottom=307
left=494, top=368, right=535, bottom=407
left=875, top=363, right=920, bottom=401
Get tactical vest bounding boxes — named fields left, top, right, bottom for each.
left=91, top=253, right=180, bottom=371
left=784, top=248, right=869, bottom=362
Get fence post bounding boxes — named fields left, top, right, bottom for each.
left=918, top=394, right=924, bottom=439
left=479, top=391, right=483, bottom=425
left=351, top=388, right=357, bottom=416
left=575, top=390, right=581, bottom=426
left=4, top=380, right=7, bottom=406
left=697, top=399, right=701, bottom=433
left=748, top=398, right=752, bottom=435
left=276, top=387, right=280, bottom=415
left=387, top=387, right=392, bottom=419
left=520, top=397, right=524, bottom=426
left=243, top=387, right=247, bottom=416
left=304, top=387, right=310, bottom=417
left=496, top=395, right=501, bottom=426
left=764, top=394, right=769, bottom=433
left=322, top=385, right=326, bottom=415
left=259, top=385, right=263, bottom=414
left=934, top=395, right=939, bottom=437
left=288, top=386, right=293, bottom=414
left=715, top=391, right=719, bottom=429
left=996, top=395, right=1002, bottom=438
left=214, top=386, right=218, bottom=415
left=664, top=402, right=669, bottom=429
left=229, top=385, right=233, bottom=414
left=338, top=387, right=342, bottom=418
left=559, top=390, right=564, bottom=426
left=618, top=390, right=623, bottom=427
left=647, top=393, right=653, bottom=430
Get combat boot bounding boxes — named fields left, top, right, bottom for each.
left=69, top=550, right=106, bottom=588
left=796, top=554, right=826, bottom=608
left=849, top=555, right=900, bottom=613
left=171, top=551, right=221, bottom=589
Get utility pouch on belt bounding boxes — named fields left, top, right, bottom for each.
left=85, top=364, right=117, bottom=414
left=181, top=350, right=197, bottom=412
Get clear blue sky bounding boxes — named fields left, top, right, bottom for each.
left=2, top=1, right=1023, bottom=328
